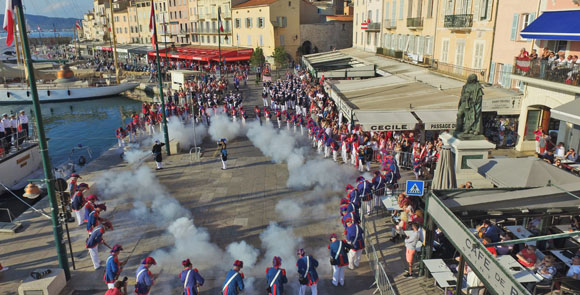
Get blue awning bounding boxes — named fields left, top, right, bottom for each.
left=521, top=10, right=580, bottom=41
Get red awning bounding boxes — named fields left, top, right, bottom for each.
left=147, top=47, right=252, bottom=63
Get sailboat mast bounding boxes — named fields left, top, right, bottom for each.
left=108, top=0, right=120, bottom=84
left=14, top=16, right=21, bottom=65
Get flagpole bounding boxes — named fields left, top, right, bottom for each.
left=217, top=6, right=222, bottom=79
left=162, top=12, right=168, bottom=68
left=108, top=0, right=120, bottom=84
left=152, top=0, right=170, bottom=155
left=14, top=2, right=71, bottom=280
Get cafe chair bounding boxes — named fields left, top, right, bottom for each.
left=556, top=277, right=580, bottom=295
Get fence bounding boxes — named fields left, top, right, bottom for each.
left=361, top=208, right=397, bottom=295
left=0, top=130, right=34, bottom=159
left=513, top=57, right=580, bottom=86
left=432, top=60, right=486, bottom=82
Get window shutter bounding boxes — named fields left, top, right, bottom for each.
left=529, top=12, right=536, bottom=23
left=510, top=13, right=519, bottom=41
left=282, top=17, right=287, bottom=27
left=392, top=1, right=397, bottom=24
left=488, top=62, right=495, bottom=84
left=399, top=0, right=404, bottom=20
left=506, top=64, right=513, bottom=88
left=386, top=3, right=390, bottom=22
left=486, top=0, right=492, bottom=20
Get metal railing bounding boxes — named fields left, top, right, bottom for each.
left=361, top=208, right=397, bottom=295
left=384, top=20, right=396, bottom=29
left=189, top=146, right=201, bottom=164
left=406, top=17, right=424, bottom=28
left=432, top=60, right=486, bottom=81
left=513, top=57, right=580, bottom=86
left=0, top=131, right=35, bottom=159
left=443, top=14, right=473, bottom=28
left=367, top=22, right=381, bottom=31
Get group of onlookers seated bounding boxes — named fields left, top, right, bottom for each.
left=518, top=47, right=580, bottom=83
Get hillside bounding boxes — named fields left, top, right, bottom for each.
left=0, top=14, right=80, bottom=31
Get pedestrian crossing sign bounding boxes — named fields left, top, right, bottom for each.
left=406, top=180, right=424, bottom=196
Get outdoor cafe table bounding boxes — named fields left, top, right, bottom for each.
left=554, top=224, right=580, bottom=243
left=497, top=255, right=542, bottom=283
left=423, top=259, right=451, bottom=273
left=550, top=250, right=574, bottom=267
left=382, top=195, right=402, bottom=211
left=505, top=225, right=536, bottom=246
left=431, top=271, right=458, bottom=293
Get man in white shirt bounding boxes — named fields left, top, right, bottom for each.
left=555, top=142, right=566, bottom=158
left=567, top=256, right=580, bottom=279
left=18, top=110, right=29, bottom=139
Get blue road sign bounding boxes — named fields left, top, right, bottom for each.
left=406, top=180, right=425, bottom=196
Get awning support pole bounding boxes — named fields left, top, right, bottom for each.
left=487, top=231, right=580, bottom=247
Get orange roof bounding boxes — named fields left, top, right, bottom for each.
left=233, top=0, right=277, bottom=9
left=326, top=15, right=353, bottom=21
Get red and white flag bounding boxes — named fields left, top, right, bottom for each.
left=515, top=57, right=531, bottom=73
left=218, top=10, right=224, bottom=32
left=76, top=20, right=81, bottom=31
left=3, top=0, right=22, bottom=46
left=37, top=24, right=41, bottom=32
left=361, top=21, right=368, bottom=30
left=149, top=0, right=157, bottom=49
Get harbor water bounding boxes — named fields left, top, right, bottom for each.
left=0, top=95, right=142, bottom=168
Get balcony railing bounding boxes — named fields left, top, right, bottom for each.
left=384, top=19, right=396, bottom=29
left=432, top=60, right=485, bottom=81
left=197, top=28, right=232, bottom=34
left=443, top=14, right=473, bottom=29
left=406, top=17, right=424, bottom=28
left=513, top=57, right=580, bottom=87
left=366, top=22, right=381, bottom=31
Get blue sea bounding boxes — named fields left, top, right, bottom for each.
left=0, top=95, right=141, bottom=168
left=0, top=31, right=74, bottom=38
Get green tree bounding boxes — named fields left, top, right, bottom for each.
left=272, top=46, right=288, bottom=70
left=250, top=47, right=266, bottom=68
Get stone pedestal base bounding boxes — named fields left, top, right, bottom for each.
left=18, top=268, right=65, bottom=295
left=439, top=133, right=495, bottom=188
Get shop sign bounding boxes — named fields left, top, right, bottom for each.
left=483, top=97, right=521, bottom=114
left=427, top=195, right=530, bottom=295
left=368, top=124, right=412, bottom=131
left=426, top=123, right=457, bottom=130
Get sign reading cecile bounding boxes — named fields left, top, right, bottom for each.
left=368, top=124, right=411, bottom=131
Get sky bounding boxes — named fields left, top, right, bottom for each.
left=0, top=0, right=92, bottom=19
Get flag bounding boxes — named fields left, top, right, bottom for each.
left=218, top=9, right=224, bottom=32
left=3, top=0, right=21, bottom=46
left=37, top=25, right=41, bottom=32
left=515, top=57, right=531, bottom=73
left=149, top=0, right=156, bottom=49
left=76, top=20, right=81, bottom=31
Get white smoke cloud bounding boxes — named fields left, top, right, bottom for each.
left=258, top=222, right=303, bottom=274
left=123, top=149, right=151, bottom=165
left=163, top=117, right=208, bottom=151
left=275, top=199, right=303, bottom=220
left=208, top=113, right=243, bottom=142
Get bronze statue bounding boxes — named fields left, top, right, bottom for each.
left=455, top=74, right=485, bottom=140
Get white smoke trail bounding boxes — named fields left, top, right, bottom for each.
left=163, top=117, right=208, bottom=150
left=208, top=113, right=243, bottom=142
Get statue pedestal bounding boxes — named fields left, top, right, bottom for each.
left=439, top=133, right=495, bottom=188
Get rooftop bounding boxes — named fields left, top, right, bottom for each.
left=232, top=0, right=277, bottom=9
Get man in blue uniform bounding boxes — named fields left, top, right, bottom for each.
left=179, top=258, right=205, bottom=295
left=266, top=256, right=287, bottom=295
left=71, top=183, right=89, bottom=226
left=222, top=260, right=244, bottom=295
left=329, top=233, right=350, bottom=287
left=371, top=171, right=385, bottom=210
left=104, top=244, right=127, bottom=289
left=356, top=176, right=373, bottom=216
left=346, top=185, right=360, bottom=210
left=85, top=222, right=113, bottom=270
left=297, top=248, right=319, bottom=295
left=135, top=257, right=157, bottom=295
left=346, top=219, right=365, bottom=270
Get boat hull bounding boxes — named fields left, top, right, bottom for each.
left=0, top=144, right=42, bottom=193
left=0, top=82, right=139, bottom=104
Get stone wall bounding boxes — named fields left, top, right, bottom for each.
left=299, top=22, right=352, bottom=54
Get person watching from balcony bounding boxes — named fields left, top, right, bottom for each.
left=530, top=49, right=538, bottom=60
left=567, top=55, right=579, bottom=81
left=565, top=148, right=578, bottom=162
left=555, top=142, right=566, bottom=158
left=518, top=48, right=529, bottom=58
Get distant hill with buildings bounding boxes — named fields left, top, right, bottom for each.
left=0, top=14, right=80, bottom=31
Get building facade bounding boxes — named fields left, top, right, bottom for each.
left=432, top=0, right=497, bottom=82
left=196, top=0, right=234, bottom=47
left=168, top=0, right=191, bottom=44
left=352, top=0, right=383, bottom=52
left=381, top=0, right=439, bottom=64
left=510, top=0, right=580, bottom=152
left=488, top=0, right=539, bottom=91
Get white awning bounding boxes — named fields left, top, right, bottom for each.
left=413, top=110, right=457, bottom=130
left=354, top=111, right=419, bottom=131
left=551, top=99, right=580, bottom=126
